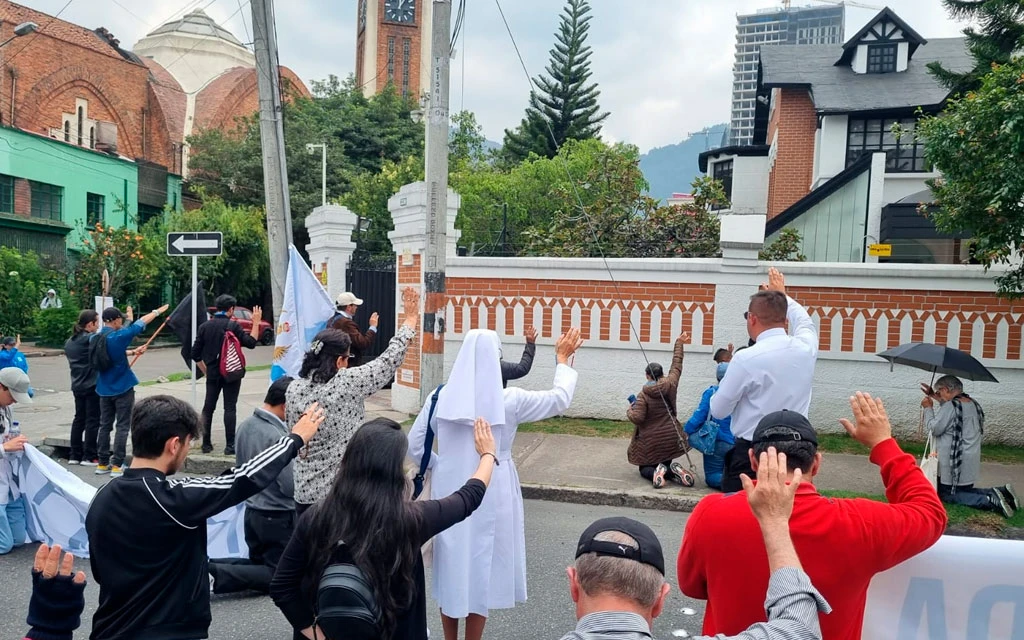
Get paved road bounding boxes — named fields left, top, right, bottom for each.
left=23, top=345, right=277, bottom=395
left=0, top=484, right=706, bottom=640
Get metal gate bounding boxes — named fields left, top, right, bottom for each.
left=345, top=252, right=397, bottom=363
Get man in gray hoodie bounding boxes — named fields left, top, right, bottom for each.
left=208, top=376, right=296, bottom=594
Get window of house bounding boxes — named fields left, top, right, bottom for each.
left=846, top=117, right=928, bottom=173
left=867, top=43, right=898, bottom=74
left=0, top=175, right=13, bottom=214
left=30, top=181, right=63, bottom=221
left=387, top=37, right=395, bottom=83
left=86, top=193, right=104, bottom=227
left=402, top=38, right=411, bottom=98
left=712, top=159, right=734, bottom=210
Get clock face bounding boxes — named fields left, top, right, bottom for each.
left=359, top=0, right=367, bottom=31
left=384, top=0, right=415, bottom=24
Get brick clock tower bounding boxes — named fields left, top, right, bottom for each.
left=355, top=0, right=433, bottom=100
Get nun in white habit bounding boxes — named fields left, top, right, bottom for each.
left=408, top=327, right=583, bottom=640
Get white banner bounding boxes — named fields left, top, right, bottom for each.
left=270, top=244, right=336, bottom=382
left=863, top=535, right=1024, bottom=639
left=15, top=445, right=247, bottom=559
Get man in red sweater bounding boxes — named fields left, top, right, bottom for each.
left=677, top=392, right=947, bottom=640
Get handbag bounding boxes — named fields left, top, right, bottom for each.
left=409, top=384, right=444, bottom=567
left=920, top=432, right=939, bottom=490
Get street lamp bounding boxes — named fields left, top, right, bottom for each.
left=1, top=22, right=38, bottom=48
left=306, top=142, right=327, bottom=207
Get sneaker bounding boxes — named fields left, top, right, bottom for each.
left=652, top=463, right=668, bottom=489
left=993, top=489, right=1015, bottom=519
left=201, top=443, right=213, bottom=454
left=669, top=461, right=696, bottom=488
left=1003, top=484, right=1022, bottom=512
left=80, top=459, right=99, bottom=467
left=224, top=445, right=235, bottom=456
left=67, top=459, right=81, bottom=466
left=95, top=465, right=111, bottom=475
left=110, top=465, right=125, bottom=478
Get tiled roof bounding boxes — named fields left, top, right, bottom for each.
left=0, top=0, right=125, bottom=61
left=143, top=57, right=187, bottom=145
left=760, top=37, right=973, bottom=113
left=146, top=9, right=244, bottom=47
left=194, top=66, right=310, bottom=132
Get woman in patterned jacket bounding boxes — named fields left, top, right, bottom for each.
left=287, top=287, right=420, bottom=515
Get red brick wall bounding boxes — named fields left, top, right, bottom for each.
left=792, top=287, right=1024, bottom=360
left=766, top=88, right=817, bottom=220
left=13, top=179, right=30, bottom=216
left=374, top=0, right=422, bottom=98
left=446, top=278, right=716, bottom=346
left=396, top=254, right=422, bottom=389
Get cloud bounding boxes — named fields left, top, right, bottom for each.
left=26, top=0, right=964, bottom=151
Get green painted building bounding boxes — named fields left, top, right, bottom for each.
left=0, top=125, right=182, bottom=267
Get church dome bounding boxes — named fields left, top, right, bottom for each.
left=145, top=9, right=244, bottom=47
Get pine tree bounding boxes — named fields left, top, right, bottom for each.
left=501, top=0, right=609, bottom=163
left=928, top=0, right=1024, bottom=93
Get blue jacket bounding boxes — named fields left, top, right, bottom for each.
left=94, top=320, right=146, bottom=397
left=0, top=348, right=28, bottom=373
left=683, top=385, right=735, bottom=445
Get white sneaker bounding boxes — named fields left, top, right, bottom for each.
left=68, top=460, right=81, bottom=466
left=80, top=460, right=99, bottom=467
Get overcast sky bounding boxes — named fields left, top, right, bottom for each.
left=23, top=0, right=967, bottom=152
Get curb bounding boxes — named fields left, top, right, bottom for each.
left=24, top=342, right=181, bottom=359
left=521, top=483, right=703, bottom=513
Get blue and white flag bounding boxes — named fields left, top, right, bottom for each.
left=271, top=245, right=336, bottom=382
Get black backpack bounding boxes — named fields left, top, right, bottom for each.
left=89, top=333, right=114, bottom=373
left=315, top=542, right=380, bottom=640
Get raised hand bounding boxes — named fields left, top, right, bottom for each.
left=766, top=267, right=786, bottom=294
left=473, top=417, right=496, bottom=458
left=839, top=392, right=893, bottom=450
left=156, top=304, right=170, bottom=315
left=555, top=327, right=584, bottom=365
left=292, top=402, right=326, bottom=444
left=525, top=326, right=538, bottom=343
left=125, top=306, right=134, bottom=322
left=34, top=543, right=87, bottom=584
left=402, top=287, right=420, bottom=328
left=251, top=306, right=263, bottom=324
left=740, top=447, right=801, bottom=527
left=369, top=312, right=380, bottom=328
left=677, top=331, right=690, bottom=343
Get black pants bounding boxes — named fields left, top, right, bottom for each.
left=939, top=483, right=999, bottom=512
left=209, top=507, right=296, bottom=594
left=295, top=502, right=312, bottom=518
left=720, top=438, right=754, bottom=494
left=70, top=388, right=100, bottom=462
left=201, top=371, right=242, bottom=448
left=639, top=461, right=674, bottom=481
left=98, top=389, right=134, bottom=467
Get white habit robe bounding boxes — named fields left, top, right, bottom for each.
left=407, top=330, right=578, bottom=618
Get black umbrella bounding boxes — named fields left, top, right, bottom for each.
left=877, top=342, right=999, bottom=384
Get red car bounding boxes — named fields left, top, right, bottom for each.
left=207, top=306, right=274, bottom=345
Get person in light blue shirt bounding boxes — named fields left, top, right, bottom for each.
left=93, top=304, right=167, bottom=477
left=683, top=362, right=735, bottom=490
left=0, top=336, right=28, bottom=374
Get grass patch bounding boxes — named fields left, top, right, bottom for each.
left=817, top=432, right=1024, bottom=465
left=819, top=489, right=1024, bottom=531
left=139, top=372, right=193, bottom=387
left=520, top=417, right=634, bottom=438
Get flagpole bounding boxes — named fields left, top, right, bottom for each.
left=129, top=318, right=169, bottom=367
left=191, top=255, right=198, bottom=409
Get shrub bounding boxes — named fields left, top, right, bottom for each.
left=34, top=306, right=80, bottom=348
left=0, top=247, right=64, bottom=335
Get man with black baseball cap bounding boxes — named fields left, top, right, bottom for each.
left=563, top=447, right=829, bottom=640
left=679, top=393, right=946, bottom=640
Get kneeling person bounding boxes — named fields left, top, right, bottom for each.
left=209, top=376, right=297, bottom=594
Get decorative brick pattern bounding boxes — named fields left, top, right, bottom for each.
left=446, top=278, right=716, bottom=346
left=766, top=88, right=817, bottom=220
left=395, top=254, right=422, bottom=389
left=791, top=287, right=1024, bottom=361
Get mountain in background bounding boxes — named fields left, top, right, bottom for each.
left=640, top=123, right=729, bottom=202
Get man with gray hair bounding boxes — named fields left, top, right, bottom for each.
left=561, top=448, right=830, bottom=640
left=922, top=374, right=1018, bottom=517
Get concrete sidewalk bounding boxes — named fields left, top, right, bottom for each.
left=27, top=371, right=1024, bottom=512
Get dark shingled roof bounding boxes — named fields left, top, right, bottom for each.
left=760, top=37, right=972, bottom=114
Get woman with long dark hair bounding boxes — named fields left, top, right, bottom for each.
left=271, top=416, right=496, bottom=640
left=64, top=310, right=100, bottom=466
left=287, top=288, right=420, bottom=516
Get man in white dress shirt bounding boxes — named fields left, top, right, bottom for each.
left=711, top=268, right=818, bottom=492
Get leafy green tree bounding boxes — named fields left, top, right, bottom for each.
left=0, top=247, right=63, bottom=335
left=72, top=220, right=163, bottom=309
left=918, top=57, right=1024, bottom=296
left=341, top=156, right=424, bottom=256
left=760, top=228, right=808, bottom=262
left=502, top=0, right=609, bottom=163
left=186, top=76, right=424, bottom=250
left=928, top=0, right=1024, bottom=93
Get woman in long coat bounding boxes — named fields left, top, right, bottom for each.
left=407, top=327, right=583, bottom=640
left=626, top=331, right=690, bottom=487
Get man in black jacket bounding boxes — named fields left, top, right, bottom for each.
left=86, top=394, right=324, bottom=640
left=191, top=294, right=262, bottom=455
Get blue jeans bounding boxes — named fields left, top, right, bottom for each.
left=703, top=440, right=733, bottom=490
left=0, top=494, right=27, bottom=554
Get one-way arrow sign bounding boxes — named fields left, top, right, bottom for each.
left=166, top=232, right=223, bottom=256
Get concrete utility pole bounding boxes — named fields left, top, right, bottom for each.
left=420, top=0, right=453, bottom=405
left=250, top=0, right=293, bottom=321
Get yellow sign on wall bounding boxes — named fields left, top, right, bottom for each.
left=868, top=243, right=892, bottom=257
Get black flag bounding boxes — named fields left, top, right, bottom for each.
left=166, top=285, right=208, bottom=380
